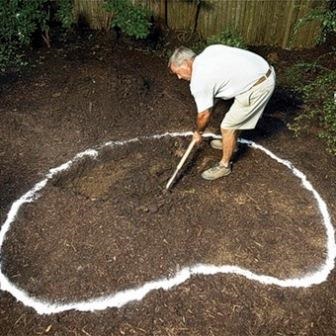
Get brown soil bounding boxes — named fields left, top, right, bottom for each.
left=1, top=34, right=336, bottom=335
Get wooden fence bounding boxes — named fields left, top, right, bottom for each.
left=73, top=0, right=325, bottom=49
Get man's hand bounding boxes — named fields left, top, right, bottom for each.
left=193, top=131, right=203, bottom=144
left=193, top=109, right=211, bottom=145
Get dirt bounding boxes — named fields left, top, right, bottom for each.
left=0, top=33, right=336, bottom=335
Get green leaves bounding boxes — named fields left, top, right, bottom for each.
left=104, top=0, right=151, bottom=39
left=206, top=29, right=246, bottom=49
left=304, top=70, right=336, bottom=155
left=294, top=1, right=336, bottom=44
left=192, top=29, right=246, bottom=53
left=286, top=60, right=336, bottom=155
left=0, top=0, right=75, bottom=71
left=56, top=0, right=75, bottom=29
left=0, top=0, right=45, bottom=70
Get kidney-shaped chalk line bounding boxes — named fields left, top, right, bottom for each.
left=0, top=132, right=335, bottom=315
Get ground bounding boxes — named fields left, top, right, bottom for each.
left=0, top=34, right=336, bottom=335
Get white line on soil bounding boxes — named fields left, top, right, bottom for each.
left=0, top=132, right=335, bottom=315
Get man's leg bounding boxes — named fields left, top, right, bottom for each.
left=219, top=128, right=239, bottom=167
left=201, top=128, right=239, bottom=180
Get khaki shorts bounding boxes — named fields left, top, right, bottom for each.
left=221, top=67, right=276, bottom=130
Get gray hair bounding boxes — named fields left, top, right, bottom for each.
left=168, top=46, right=196, bottom=67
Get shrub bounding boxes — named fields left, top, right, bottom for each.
left=282, top=61, right=328, bottom=91
left=319, top=96, right=336, bottom=154
left=192, top=29, right=246, bottom=53
left=0, top=0, right=75, bottom=72
left=301, top=70, right=336, bottom=154
left=287, top=63, right=336, bottom=155
left=294, top=0, right=336, bottom=44
left=56, top=0, right=75, bottom=30
left=104, top=0, right=151, bottom=39
left=0, top=0, right=47, bottom=70
left=207, top=29, right=246, bottom=48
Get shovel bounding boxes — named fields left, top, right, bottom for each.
left=166, top=138, right=197, bottom=190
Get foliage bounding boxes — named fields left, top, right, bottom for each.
left=0, top=0, right=75, bottom=72
left=319, top=96, right=336, bottom=154
left=301, top=70, right=336, bottom=154
left=104, top=0, right=151, bottom=39
left=56, top=0, right=75, bottom=30
left=286, top=62, right=336, bottom=155
left=207, top=29, right=246, bottom=48
left=0, top=0, right=47, bottom=71
left=282, top=61, right=328, bottom=91
left=192, top=29, right=246, bottom=53
left=294, top=0, right=336, bottom=44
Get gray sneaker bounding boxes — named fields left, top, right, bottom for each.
left=210, top=139, right=223, bottom=150
left=201, top=163, right=232, bottom=180
left=210, top=139, right=239, bottom=152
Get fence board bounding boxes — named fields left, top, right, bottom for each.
left=73, top=0, right=326, bottom=49
left=73, top=0, right=112, bottom=30
left=259, top=0, right=271, bottom=45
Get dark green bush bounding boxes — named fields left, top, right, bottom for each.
left=301, top=70, right=336, bottom=154
left=56, top=0, right=75, bottom=30
left=285, top=0, right=336, bottom=154
left=0, top=0, right=74, bottom=72
left=104, top=0, right=151, bottom=39
left=287, top=63, right=336, bottom=155
left=282, top=62, right=328, bottom=91
left=192, top=29, right=246, bottom=53
left=207, top=29, right=246, bottom=48
left=294, top=0, right=336, bottom=44
left=0, top=0, right=47, bottom=70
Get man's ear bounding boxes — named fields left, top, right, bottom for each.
left=178, top=61, right=185, bottom=70
left=185, top=59, right=193, bottom=70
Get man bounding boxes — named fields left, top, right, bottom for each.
left=169, top=45, right=275, bottom=180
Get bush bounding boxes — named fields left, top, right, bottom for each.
left=0, top=0, right=75, bottom=72
left=287, top=63, right=336, bottom=155
left=192, top=28, right=246, bottom=53
left=282, top=61, right=328, bottom=91
left=104, top=0, right=151, bottom=39
left=207, top=29, right=246, bottom=48
left=320, top=96, right=336, bottom=154
left=301, top=70, right=336, bottom=154
left=294, top=0, right=336, bottom=44
left=0, top=0, right=48, bottom=71
left=56, top=0, right=75, bottom=30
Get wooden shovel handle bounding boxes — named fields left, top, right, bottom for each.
left=166, top=139, right=197, bottom=190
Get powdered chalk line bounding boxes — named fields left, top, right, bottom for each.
left=0, top=132, right=335, bottom=315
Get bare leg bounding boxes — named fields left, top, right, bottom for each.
left=220, top=128, right=239, bottom=167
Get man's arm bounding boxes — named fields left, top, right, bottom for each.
left=193, top=109, right=211, bottom=144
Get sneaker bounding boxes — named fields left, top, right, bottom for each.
left=210, top=139, right=223, bottom=150
left=210, top=139, right=239, bottom=152
left=201, top=162, right=232, bottom=180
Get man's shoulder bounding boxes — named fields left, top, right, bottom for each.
left=195, top=44, right=233, bottom=64
left=201, top=44, right=232, bottom=55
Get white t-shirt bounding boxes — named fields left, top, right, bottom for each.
left=190, top=45, right=270, bottom=113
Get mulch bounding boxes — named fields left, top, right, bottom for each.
left=0, top=34, right=335, bottom=335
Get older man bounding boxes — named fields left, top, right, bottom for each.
left=169, top=45, right=275, bottom=180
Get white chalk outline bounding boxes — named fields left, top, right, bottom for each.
left=0, top=131, right=335, bottom=315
